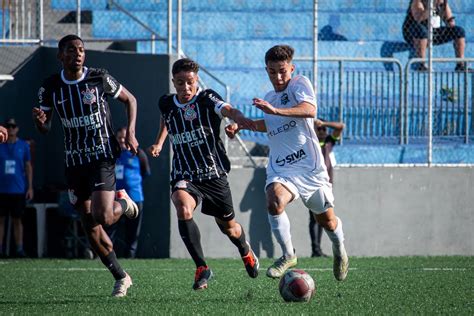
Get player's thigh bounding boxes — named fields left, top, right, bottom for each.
left=171, top=189, right=198, bottom=219
left=305, top=184, right=335, bottom=215
left=91, top=190, right=115, bottom=215
left=265, top=182, right=294, bottom=214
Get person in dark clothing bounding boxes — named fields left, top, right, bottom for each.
left=33, top=34, right=139, bottom=297
left=308, top=119, right=345, bottom=257
left=402, top=0, right=470, bottom=71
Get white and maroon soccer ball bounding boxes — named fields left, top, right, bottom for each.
left=278, top=269, right=316, bottom=302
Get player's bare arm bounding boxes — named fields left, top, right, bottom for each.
left=32, top=107, right=53, bottom=134
left=148, top=117, right=168, bottom=157
left=225, top=119, right=266, bottom=139
left=253, top=98, right=316, bottom=118
left=221, top=104, right=256, bottom=131
left=117, top=86, right=138, bottom=155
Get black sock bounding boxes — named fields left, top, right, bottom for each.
left=178, top=219, right=206, bottom=268
left=228, top=225, right=250, bottom=257
left=117, top=199, right=128, bottom=214
left=100, top=251, right=126, bottom=280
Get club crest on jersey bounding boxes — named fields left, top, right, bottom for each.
left=82, top=87, right=97, bottom=105
left=281, top=93, right=290, bottom=105
left=183, top=104, right=197, bottom=121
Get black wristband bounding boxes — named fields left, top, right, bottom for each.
left=446, top=16, right=455, bottom=23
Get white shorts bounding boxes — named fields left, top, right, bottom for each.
left=265, top=171, right=335, bottom=215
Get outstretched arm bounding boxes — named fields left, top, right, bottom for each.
left=117, top=86, right=139, bottom=155
left=148, top=117, right=168, bottom=158
left=225, top=119, right=266, bottom=139
left=252, top=98, right=316, bottom=118
left=220, top=105, right=256, bottom=131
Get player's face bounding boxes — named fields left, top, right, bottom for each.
left=59, top=39, right=85, bottom=72
left=266, top=60, right=295, bottom=92
left=6, top=123, right=18, bottom=137
left=172, top=71, right=199, bottom=103
left=116, top=129, right=127, bottom=150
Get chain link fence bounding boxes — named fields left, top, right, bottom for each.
left=0, top=0, right=473, bottom=164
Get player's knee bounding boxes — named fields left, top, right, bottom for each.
left=318, top=214, right=338, bottom=231
left=267, top=198, right=285, bottom=215
left=93, top=209, right=114, bottom=227
left=176, top=207, right=193, bottom=220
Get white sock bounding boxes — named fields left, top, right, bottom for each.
left=268, top=212, right=295, bottom=258
left=324, top=216, right=345, bottom=255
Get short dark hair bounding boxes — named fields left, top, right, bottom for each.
left=265, top=45, right=294, bottom=65
left=58, top=34, right=83, bottom=51
left=172, top=58, right=199, bottom=75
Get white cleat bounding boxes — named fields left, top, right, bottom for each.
left=112, top=273, right=133, bottom=297
left=116, top=189, right=139, bottom=219
left=333, top=244, right=349, bottom=281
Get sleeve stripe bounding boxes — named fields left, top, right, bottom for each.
left=113, top=84, right=123, bottom=99
left=40, top=105, right=52, bottom=111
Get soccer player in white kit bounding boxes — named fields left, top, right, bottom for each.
left=226, top=45, right=349, bottom=281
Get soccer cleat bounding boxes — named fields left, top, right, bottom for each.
left=266, top=254, right=297, bottom=279
left=116, top=189, right=139, bottom=219
left=112, top=273, right=132, bottom=297
left=333, top=244, right=349, bottom=281
left=193, top=266, right=213, bottom=290
left=242, top=245, right=259, bottom=278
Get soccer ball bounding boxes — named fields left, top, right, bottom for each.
left=279, top=269, right=316, bottom=302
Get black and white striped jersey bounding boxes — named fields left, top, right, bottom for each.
left=37, top=67, right=122, bottom=168
left=159, top=88, right=231, bottom=182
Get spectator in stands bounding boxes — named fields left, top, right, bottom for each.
left=225, top=45, right=349, bottom=281
left=107, top=127, right=150, bottom=258
left=0, top=118, right=33, bottom=258
left=403, top=0, right=471, bottom=71
left=33, top=34, right=139, bottom=297
left=148, top=58, right=259, bottom=290
left=308, top=118, right=345, bottom=257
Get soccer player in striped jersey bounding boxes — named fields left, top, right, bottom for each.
left=148, top=58, right=259, bottom=290
left=32, top=35, right=139, bottom=297
left=226, top=45, right=349, bottom=281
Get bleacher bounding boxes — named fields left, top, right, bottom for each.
left=48, top=0, right=474, bottom=164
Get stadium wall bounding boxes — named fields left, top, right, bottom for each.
left=0, top=47, right=175, bottom=258
left=170, top=167, right=474, bottom=258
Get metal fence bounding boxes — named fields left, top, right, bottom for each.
left=1, top=0, right=473, bottom=165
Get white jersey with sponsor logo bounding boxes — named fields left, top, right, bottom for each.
left=264, top=75, right=328, bottom=179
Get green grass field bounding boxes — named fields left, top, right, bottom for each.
left=0, top=256, right=472, bottom=315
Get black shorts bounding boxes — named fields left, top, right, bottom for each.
left=65, top=159, right=116, bottom=205
left=171, top=176, right=235, bottom=221
left=0, top=193, right=26, bottom=218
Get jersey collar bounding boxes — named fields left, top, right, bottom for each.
left=61, top=66, right=88, bottom=85
left=173, top=87, right=202, bottom=108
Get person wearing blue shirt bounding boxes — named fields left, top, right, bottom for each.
left=107, top=127, right=150, bottom=258
left=0, top=118, right=34, bottom=258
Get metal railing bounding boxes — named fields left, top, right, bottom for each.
left=295, top=57, right=404, bottom=144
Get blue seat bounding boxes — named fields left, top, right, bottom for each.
left=51, top=0, right=106, bottom=10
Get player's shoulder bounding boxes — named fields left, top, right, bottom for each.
left=86, top=67, right=111, bottom=79
left=199, top=88, right=224, bottom=102
left=158, top=93, right=175, bottom=110
left=289, top=75, right=312, bottom=88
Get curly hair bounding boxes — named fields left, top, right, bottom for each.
left=265, top=45, right=294, bottom=65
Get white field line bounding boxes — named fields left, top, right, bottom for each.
left=0, top=266, right=470, bottom=272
